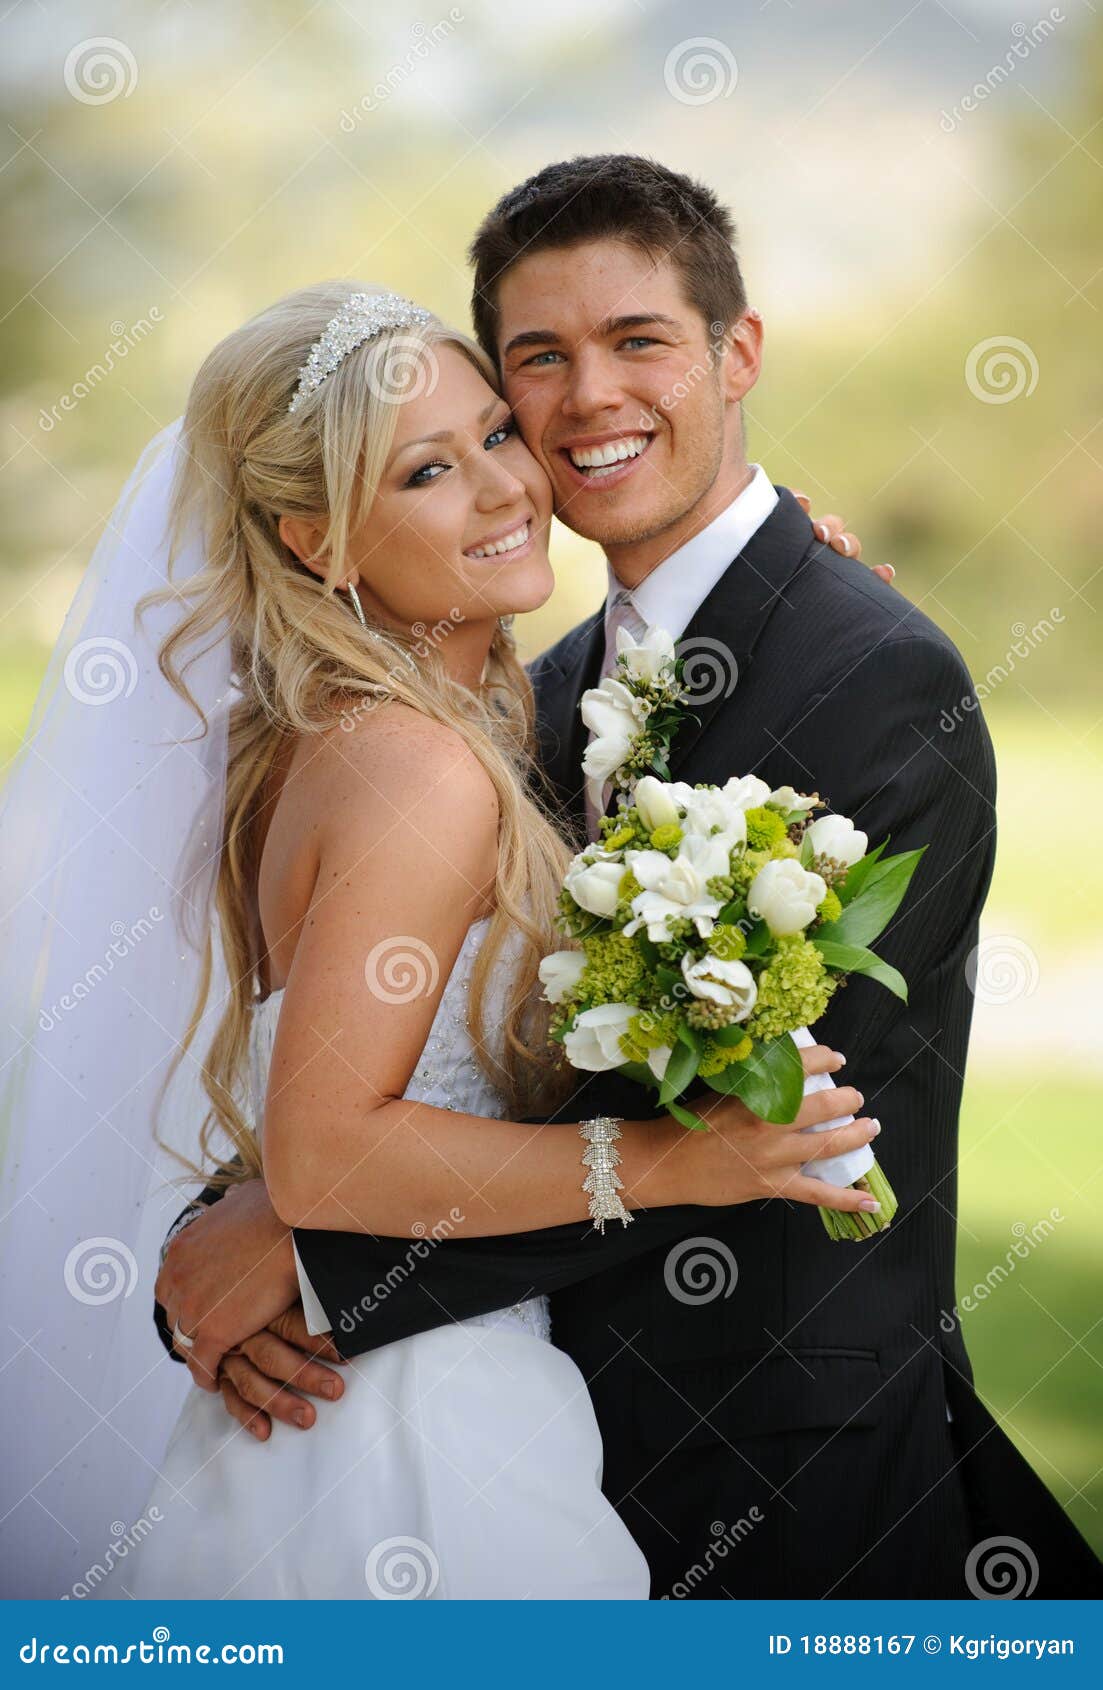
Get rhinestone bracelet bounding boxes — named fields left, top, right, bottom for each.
left=580, top=1116, right=634, bottom=1234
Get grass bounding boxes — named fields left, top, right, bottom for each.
left=956, top=1075, right=1103, bottom=1555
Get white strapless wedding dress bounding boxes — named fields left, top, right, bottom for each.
left=126, top=918, right=649, bottom=1600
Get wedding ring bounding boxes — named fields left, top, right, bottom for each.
left=173, top=1320, right=197, bottom=1352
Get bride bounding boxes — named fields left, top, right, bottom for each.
left=0, top=283, right=878, bottom=1601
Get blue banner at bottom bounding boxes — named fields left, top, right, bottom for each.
left=2, top=1599, right=1101, bottom=1682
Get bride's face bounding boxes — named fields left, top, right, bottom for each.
left=349, top=344, right=555, bottom=635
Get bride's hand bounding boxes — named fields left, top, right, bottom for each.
left=791, top=491, right=896, bottom=585
left=661, top=1045, right=882, bottom=1216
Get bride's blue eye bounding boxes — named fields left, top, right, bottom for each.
left=484, top=417, right=515, bottom=448
left=406, top=459, right=449, bottom=487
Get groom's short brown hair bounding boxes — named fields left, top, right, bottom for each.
left=469, top=154, right=747, bottom=360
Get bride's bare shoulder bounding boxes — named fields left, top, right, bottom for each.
left=310, top=701, right=499, bottom=829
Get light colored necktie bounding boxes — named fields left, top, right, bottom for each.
left=584, top=589, right=649, bottom=838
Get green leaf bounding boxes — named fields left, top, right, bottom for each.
left=812, top=938, right=908, bottom=1001
left=717, top=898, right=748, bottom=926
left=676, top=1021, right=706, bottom=1056
left=669, top=1098, right=711, bottom=1132
left=742, top=920, right=773, bottom=957
left=705, top=1032, right=805, bottom=1123
left=617, top=1060, right=658, bottom=1089
left=800, top=829, right=815, bottom=867
left=658, top=1037, right=700, bottom=1106
left=816, top=847, right=925, bottom=946
left=837, top=838, right=888, bottom=906
left=713, top=1020, right=752, bottom=1047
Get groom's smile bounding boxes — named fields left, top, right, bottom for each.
left=496, top=237, right=761, bottom=576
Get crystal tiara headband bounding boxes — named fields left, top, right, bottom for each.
left=288, top=291, right=434, bottom=414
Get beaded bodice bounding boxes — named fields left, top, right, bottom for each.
left=248, top=917, right=551, bottom=1345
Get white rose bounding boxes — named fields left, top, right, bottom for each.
left=722, top=774, right=772, bottom=812
left=563, top=1003, right=635, bottom=1072
left=615, top=622, right=676, bottom=683
left=538, top=950, right=588, bottom=1004
left=633, top=774, right=681, bottom=832
left=805, top=813, right=868, bottom=867
left=580, top=677, right=643, bottom=783
left=770, top=784, right=816, bottom=812
left=681, top=954, right=758, bottom=1022
left=623, top=833, right=731, bottom=942
left=748, top=858, right=828, bottom=936
left=680, top=785, right=747, bottom=852
left=564, top=852, right=625, bottom=919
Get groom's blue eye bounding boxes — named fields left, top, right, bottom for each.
left=620, top=337, right=657, bottom=350
left=522, top=350, right=564, bottom=367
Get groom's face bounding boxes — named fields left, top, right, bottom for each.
left=496, top=239, right=747, bottom=551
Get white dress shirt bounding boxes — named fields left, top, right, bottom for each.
left=294, top=467, right=780, bottom=1336
left=602, top=462, right=778, bottom=645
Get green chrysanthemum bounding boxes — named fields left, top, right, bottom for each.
left=745, top=806, right=787, bottom=850
left=746, top=934, right=837, bottom=1042
left=816, top=888, right=843, bottom=925
left=699, top=1033, right=754, bottom=1077
left=649, top=823, right=683, bottom=853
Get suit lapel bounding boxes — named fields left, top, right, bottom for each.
left=538, top=486, right=814, bottom=836
left=663, top=486, right=813, bottom=779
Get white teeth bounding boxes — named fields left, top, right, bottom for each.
left=568, top=434, right=651, bottom=470
left=466, top=521, right=530, bottom=560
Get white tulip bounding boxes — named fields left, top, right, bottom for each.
left=770, top=784, right=816, bottom=812
left=580, top=677, right=643, bottom=783
left=564, top=852, right=625, bottom=919
left=563, top=1003, right=636, bottom=1072
left=748, top=858, right=828, bottom=936
left=615, top=622, right=676, bottom=683
left=722, top=774, right=772, bottom=812
left=646, top=1043, right=674, bottom=1082
left=805, top=813, right=868, bottom=867
left=680, top=785, right=747, bottom=852
left=633, top=774, right=681, bottom=832
left=538, top=950, right=588, bottom=1004
left=681, top=954, right=758, bottom=1022
left=623, top=833, right=731, bottom=942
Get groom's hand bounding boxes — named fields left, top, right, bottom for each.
left=792, top=491, right=897, bottom=584
left=156, top=1177, right=302, bottom=1391
left=218, top=1303, right=347, bottom=1442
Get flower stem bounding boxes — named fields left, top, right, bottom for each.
left=818, top=1157, right=898, bottom=1242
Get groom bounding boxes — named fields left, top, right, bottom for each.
left=155, top=156, right=1102, bottom=1597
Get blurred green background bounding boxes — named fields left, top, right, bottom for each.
left=2, top=1, right=1100, bottom=1553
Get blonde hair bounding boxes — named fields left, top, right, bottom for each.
left=138, top=281, right=571, bottom=1191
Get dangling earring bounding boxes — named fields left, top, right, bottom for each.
left=346, top=580, right=368, bottom=628
left=499, top=613, right=515, bottom=632
left=345, top=578, right=418, bottom=675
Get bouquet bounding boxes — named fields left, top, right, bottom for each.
left=539, top=625, right=925, bottom=1241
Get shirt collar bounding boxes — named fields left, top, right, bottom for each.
left=604, top=463, right=779, bottom=642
